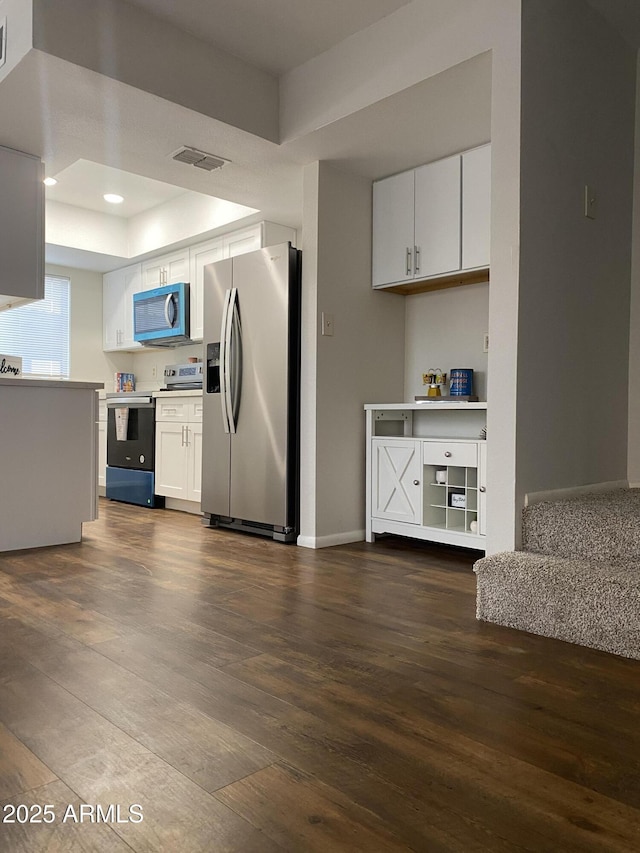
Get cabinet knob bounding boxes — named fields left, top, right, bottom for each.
left=444, top=451, right=452, bottom=458
left=413, top=479, right=420, bottom=486
left=479, top=486, right=486, bottom=493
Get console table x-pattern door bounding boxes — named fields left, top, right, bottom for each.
left=371, top=439, right=421, bottom=525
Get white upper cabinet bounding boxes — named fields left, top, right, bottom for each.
left=461, top=145, right=491, bottom=271
left=141, top=248, right=190, bottom=289
left=0, top=146, right=44, bottom=310
left=188, top=237, right=225, bottom=343
left=372, top=170, right=415, bottom=287
left=103, top=263, right=142, bottom=351
left=414, top=155, right=461, bottom=279
left=372, top=144, right=490, bottom=292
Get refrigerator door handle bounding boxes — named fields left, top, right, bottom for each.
left=219, top=287, right=233, bottom=434
left=228, top=288, right=242, bottom=434
left=219, top=286, right=242, bottom=431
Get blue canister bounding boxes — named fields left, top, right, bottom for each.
left=449, top=368, right=473, bottom=396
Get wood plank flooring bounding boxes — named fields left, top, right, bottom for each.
left=1, top=499, right=640, bottom=851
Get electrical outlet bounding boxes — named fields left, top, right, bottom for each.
left=483, top=333, right=489, bottom=353
left=151, top=365, right=157, bottom=379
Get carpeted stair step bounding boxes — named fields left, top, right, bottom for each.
left=474, top=551, right=640, bottom=659
left=522, top=488, right=640, bottom=561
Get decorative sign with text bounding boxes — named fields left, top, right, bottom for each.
left=0, top=354, right=22, bottom=378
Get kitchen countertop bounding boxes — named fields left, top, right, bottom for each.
left=154, top=388, right=203, bottom=397
left=0, top=377, right=104, bottom=389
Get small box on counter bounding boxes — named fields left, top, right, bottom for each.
left=114, top=372, right=135, bottom=392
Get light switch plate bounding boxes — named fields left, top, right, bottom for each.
left=584, top=185, right=596, bottom=220
left=321, top=312, right=334, bottom=337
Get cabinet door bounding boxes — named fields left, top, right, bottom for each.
left=223, top=225, right=262, bottom=258
left=121, top=264, right=142, bottom=350
left=414, top=155, right=461, bottom=278
left=186, top=422, right=203, bottom=504
left=97, top=420, right=107, bottom=488
left=478, top=441, right=487, bottom=536
left=372, top=170, right=415, bottom=287
left=0, top=146, right=44, bottom=304
left=461, top=144, right=491, bottom=270
left=102, top=269, right=123, bottom=350
left=188, top=238, right=224, bottom=341
left=165, top=250, right=190, bottom=284
left=371, top=439, right=421, bottom=524
left=141, top=258, right=165, bottom=289
left=155, top=422, right=188, bottom=498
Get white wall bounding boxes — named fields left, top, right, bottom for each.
left=627, top=54, right=640, bottom=486
left=127, top=194, right=257, bottom=259
left=46, top=263, right=131, bottom=386
left=130, top=343, right=203, bottom=392
left=517, top=0, right=636, bottom=503
left=404, top=283, right=489, bottom=401
left=286, top=0, right=523, bottom=552
left=46, top=201, right=129, bottom=258
left=299, top=161, right=405, bottom=547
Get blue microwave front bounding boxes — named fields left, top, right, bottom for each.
left=133, top=282, right=190, bottom=346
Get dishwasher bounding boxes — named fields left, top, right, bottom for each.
left=105, top=393, right=164, bottom=507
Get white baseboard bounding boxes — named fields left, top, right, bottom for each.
left=297, top=529, right=365, bottom=549
left=525, top=480, right=629, bottom=506
left=164, top=497, right=203, bottom=516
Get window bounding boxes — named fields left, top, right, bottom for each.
left=0, top=276, right=70, bottom=378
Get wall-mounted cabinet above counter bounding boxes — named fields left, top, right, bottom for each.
left=0, top=145, right=44, bottom=311
left=102, top=221, right=296, bottom=352
left=372, top=144, right=490, bottom=295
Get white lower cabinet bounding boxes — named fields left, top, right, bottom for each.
left=371, top=439, right=422, bottom=524
left=97, top=400, right=107, bottom=490
left=154, top=395, right=203, bottom=505
left=366, top=404, right=487, bottom=550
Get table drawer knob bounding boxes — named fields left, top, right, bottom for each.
left=444, top=451, right=452, bottom=458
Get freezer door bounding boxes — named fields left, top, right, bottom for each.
left=230, top=246, right=294, bottom=527
left=201, top=257, right=232, bottom=516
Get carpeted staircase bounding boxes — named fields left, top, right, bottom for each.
left=474, top=489, right=640, bottom=659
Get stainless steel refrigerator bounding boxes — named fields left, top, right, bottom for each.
left=201, top=243, right=301, bottom=542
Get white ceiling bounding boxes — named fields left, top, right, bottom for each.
left=46, top=160, right=189, bottom=217
left=122, top=0, right=414, bottom=76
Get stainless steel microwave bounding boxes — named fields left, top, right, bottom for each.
left=133, top=282, right=190, bottom=346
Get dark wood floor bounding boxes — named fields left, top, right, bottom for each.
left=1, top=500, right=640, bottom=851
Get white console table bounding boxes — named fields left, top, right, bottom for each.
left=365, top=402, right=487, bottom=551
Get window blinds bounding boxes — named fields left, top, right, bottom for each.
left=0, top=275, right=70, bottom=378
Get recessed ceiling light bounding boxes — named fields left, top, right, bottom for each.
left=103, top=193, right=124, bottom=204
left=43, top=177, right=57, bottom=186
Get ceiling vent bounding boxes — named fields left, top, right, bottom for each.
left=171, top=146, right=228, bottom=172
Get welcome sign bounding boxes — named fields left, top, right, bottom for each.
left=0, top=354, right=22, bottom=378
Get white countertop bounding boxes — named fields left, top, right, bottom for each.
left=364, top=401, right=487, bottom=410
left=0, top=377, right=104, bottom=390
left=153, top=388, right=203, bottom=397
